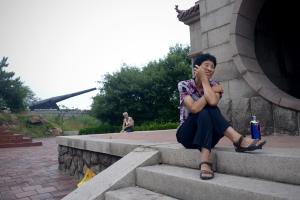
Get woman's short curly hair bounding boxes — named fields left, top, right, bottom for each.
left=193, top=53, right=217, bottom=68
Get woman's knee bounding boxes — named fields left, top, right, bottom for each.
left=195, top=108, right=210, bottom=118
left=205, top=106, right=219, bottom=112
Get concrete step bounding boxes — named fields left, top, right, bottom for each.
left=0, top=134, right=23, bottom=143
left=0, top=141, right=42, bottom=148
left=22, top=137, right=32, bottom=142
left=0, top=129, right=12, bottom=134
left=153, top=144, right=300, bottom=185
left=0, top=129, right=40, bottom=147
left=0, top=135, right=32, bottom=144
left=215, top=147, right=300, bottom=185
left=136, top=164, right=300, bottom=200
left=105, top=187, right=178, bottom=200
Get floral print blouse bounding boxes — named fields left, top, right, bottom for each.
left=178, top=78, right=219, bottom=125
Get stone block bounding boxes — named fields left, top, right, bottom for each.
left=213, top=60, right=240, bottom=81
left=250, top=96, right=273, bottom=134
left=234, top=35, right=256, bottom=58
left=189, top=21, right=201, bottom=53
left=91, top=152, right=98, bottom=164
left=69, top=159, right=76, bottom=176
left=204, top=42, right=232, bottom=63
left=74, top=171, right=80, bottom=180
left=241, top=56, right=264, bottom=74
left=232, top=55, right=247, bottom=75
left=234, top=14, right=255, bottom=41
left=237, top=0, right=266, bottom=22
left=201, top=32, right=208, bottom=50
left=244, top=71, right=275, bottom=92
left=83, top=151, right=91, bottom=166
left=64, top=155, right=72, bottom=168
left=231, top=97, right=251, bottom=135
left=199, top=0, right=206, bottom=17
left=78, top=158, right=84, bottom=172
left=258, top=87, right=282, bottom=105
left=71, top=148, right=77, bottom=156
left=206, top=0, right=231, bottom=13
left=218, top=98, right=232, bottom=123
left=58, top=145, right=68, bottom=156
left=279, top=96, right=300, bottom=112
left=207, top=24, right=230, bottom=48
left=76, top=149, right=83, bottom=156
left=273, top=105, right=298, bottom=135
left=228, top=78, right=256, bottom=99
left=58, top=155, right=64, bottom=164
left=201, top=3, right=233, bottom=32
left=232, top=0, right=243, bottom=14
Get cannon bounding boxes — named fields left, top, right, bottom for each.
left=29, top=88, right=96, bottom=110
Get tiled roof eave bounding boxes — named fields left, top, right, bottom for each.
left=179, top=13, right=200, bottom=25
left=176, top=4, right=200, bottom=25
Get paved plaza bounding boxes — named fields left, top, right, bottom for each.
left=0, top=137, right=77, bottom=200
left=1, top=132, right=300, bottom=200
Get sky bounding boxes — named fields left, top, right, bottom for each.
left=0, top=0, right=196, bottom=109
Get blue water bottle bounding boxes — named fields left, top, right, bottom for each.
left=250, top=115, right=261, bottom=139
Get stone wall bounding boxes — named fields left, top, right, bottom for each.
left=219, top=96, right=300, bottom=135
left=58, top=145, right=121, bottom=180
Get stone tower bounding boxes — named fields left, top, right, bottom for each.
left=176, top=0, right=300, bottom=135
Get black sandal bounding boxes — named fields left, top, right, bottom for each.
left=199, top=161, right=214, bottom=180
left=233, top=136, right=266, bottom=152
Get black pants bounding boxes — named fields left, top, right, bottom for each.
left=176, top=106, right=230, bottom=151
left=124, top=127, right=134, bottom=132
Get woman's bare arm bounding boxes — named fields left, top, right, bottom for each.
left=183, top=95, right=207, bottom=113
left=202, top=79, right=221, bottom=106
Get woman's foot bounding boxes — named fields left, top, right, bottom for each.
left=199, top=161, right=214, bottom=180
left=234, top=136, right=266, bottom=152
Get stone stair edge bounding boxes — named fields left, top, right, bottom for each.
left=150, top=143, right=300, bottom=185
left=56, top=135, right=300, bottom=158
left=105, top=186, right=179, bottom=200
left=57, top=136, right=300, bottom=185
left=136, top=164, right=300, bottom=200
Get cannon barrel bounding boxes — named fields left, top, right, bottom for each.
left=29, top=87, right=96, bottom=110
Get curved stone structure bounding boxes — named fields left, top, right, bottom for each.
left=177, top=0, right=300, bottom=135
left=231, top=0, right=300, bottom=111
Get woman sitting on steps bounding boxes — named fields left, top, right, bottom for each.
left=176, top=53, right=266, bottom=180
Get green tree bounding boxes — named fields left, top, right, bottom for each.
left=91, top=44, right=191, bottom=125
left=0, top=57, right=34, bottom=112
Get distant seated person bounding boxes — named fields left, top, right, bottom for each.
left=120, top=112, right=134, bottom=133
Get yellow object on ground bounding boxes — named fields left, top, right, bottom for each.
left=77, top=168, right=96, bottom=187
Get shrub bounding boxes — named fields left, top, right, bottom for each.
left=79, top=123, right=120, bottom=135
left=79, top=121, right=178, bottom=135
left=134, top=121, right=178, bottom=131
